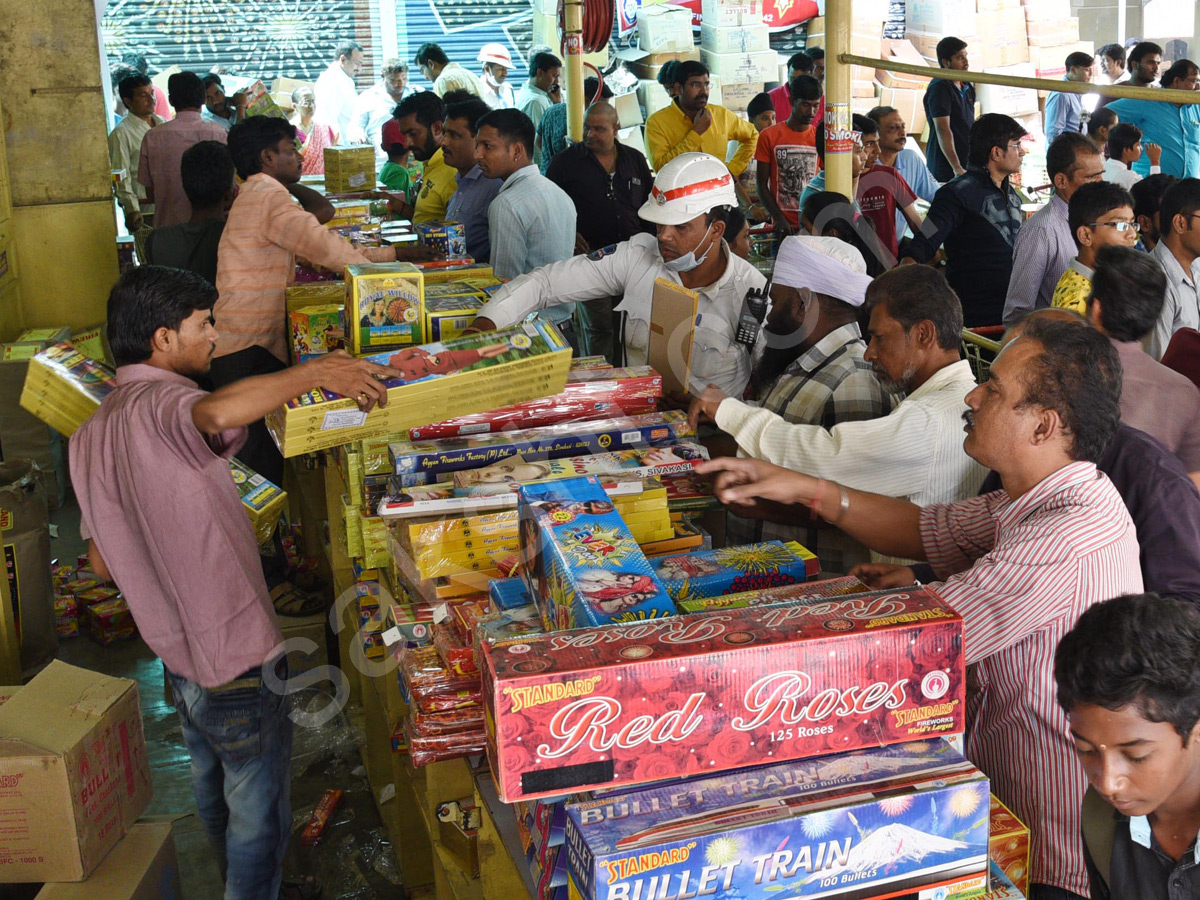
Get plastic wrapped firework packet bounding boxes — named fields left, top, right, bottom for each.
left=453, top=443, right=708, bottom=489
left=489, top=577, right=533, bottom=612
left=18, top=341, right=116, bottom=436
left=565, top=742, right=990, bottom=900
left=651, top=540, right=818, bottom=603
left=518, top=476, right=677, bottom=630
left=482, top=587, right=965, bottom=802
left=433, top=623, right=478, bottom=676
left=675, top=574, right=874, bottom=613
left=400, top=646, right=482, bottom=713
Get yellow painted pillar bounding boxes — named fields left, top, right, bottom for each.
left=824, top=0, right=853, bottom=200
left=563, top=0, right=586, bottom=143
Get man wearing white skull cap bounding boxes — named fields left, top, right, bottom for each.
left=694, top=234, right=895, bottom=571
left=694, top=260, right=986, bottom=571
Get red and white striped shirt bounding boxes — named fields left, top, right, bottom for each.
left=920, top=461, right=1142, bottom=897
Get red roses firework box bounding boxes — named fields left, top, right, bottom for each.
left=651, top=541, right=818, bottom=602
left=564, top=741, right=989, bottom=900
left=481, top=586, right=964, bottom=802
left=518, top=476, right=677, bottom=631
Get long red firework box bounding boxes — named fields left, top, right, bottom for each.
left=564, top=741, right=990, bottom=900
left=482, top=586, right=965, bottom=802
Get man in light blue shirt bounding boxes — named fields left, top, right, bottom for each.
left=1109, top=60, right=1200, bottom=178
left=1147, top=179, right=1200, bottom=358
left=474, top=108, right=577, bottom=337
left=1044, top=52, right=1096, bottom=145
left=441, top=98, right=502, bottom=261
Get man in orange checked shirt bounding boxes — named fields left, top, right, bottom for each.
left=212, top=116, right=433, bottom=486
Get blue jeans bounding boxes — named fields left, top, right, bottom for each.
left=167, top=657, right=293, bottom=900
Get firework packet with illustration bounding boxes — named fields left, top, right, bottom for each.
left=481, top=586, right=965, bottom=802
left=565, top=740, right=989, bottom=900
left=651, top=540, right=818, bottom=602
left=518, top=475, right=676, bottom=631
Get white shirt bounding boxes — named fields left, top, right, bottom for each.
left=478, top=232, right=768, bottom=397
left=108, top=113, right=162, bottom=216
left=715, top=358, right=986, bottom=507
left=314, top=62, right=359, bottom=139
left=481, top=74, right=516, bottom=110
left=1102, top=155, right=1161, bottom=190
left=433, top=63, right=484, bottom=99
left=1149, top=240, right=1200, bottom=359
left=353, top=80, right=421, bottom=166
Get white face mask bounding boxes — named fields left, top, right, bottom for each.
left=663, top=222, right=716, bottom=272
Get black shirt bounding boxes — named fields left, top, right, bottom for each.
left=923, top=77, right=977, bottom=182
left=1084, top=789, right=1200, bottom=900
left=144, top=218, right=225, bottom=286
left=546, top=141, right=655, bottom=252
left=906, top=166, right=1023, bottom=326
left=933, top=425, right=1200, bottom=606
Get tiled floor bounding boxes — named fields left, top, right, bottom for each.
left=46, top=502, right=406, bottom=900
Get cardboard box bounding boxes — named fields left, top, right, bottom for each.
left=805, top=15, right=825, bottom=48
left=482, top=586, right=966, bottom=801
left=34, top=821, right=181, bottom=900
left=700, top=49, right=777, bottom=87
left=425, top=294, right=484, bottom=343
left=638, top=5, right=695, bottom=52
left=1022, top=0, right=1071, bottom=20
left=613, top=91, right=643, bottom=128
left=700, top=22, right=770, bottom=53
left=566, top=742, right=990, bottom=900
left=701, top=0, right=765, bottom=28
left=979, top=63, right=1040, bottom=116
left=906, top=0, right=978, bottom=36
left=876, top=39, right=935, bottom=89
left=323, top=145, right=377, bottom=192
left=976, top=8, right=1030, bottom=67
left=977, top=0, right=1021, bottom=10
left=719, top=81, right=764, bottom=110
left=0, top=661, right=152, bottom=882
left=346, top=261, right=425, bottom=353
left=990, top=794, right=1031, bottom=894
left=1025, top=17, right=1079, bottom=48
left=879, top=86, right=929, bottom=135
left=905, top=32, right=983, bottom=67
left=517, top=475, right=677, bottom=630
left=266, top=322, right=573, bottom=457
left=279, top=612, right=329, bottom=678
left=616, top=46, right=701, bottom=80
left=1027, top=42, right=1083, bottom=79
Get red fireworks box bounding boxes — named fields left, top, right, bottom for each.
left=481, top=586, right=965, bottom=802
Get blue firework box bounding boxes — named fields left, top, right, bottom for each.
left=652, top=540, right=819, bottom=602
left=565, top=741, right=990, bottom=900
left=518, top=475, right=676, bottom=629
left=489, top=577, right=533, bottom=612
left=387, top=410, right=694, bottom=485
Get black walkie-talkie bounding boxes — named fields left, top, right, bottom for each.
left=736, top=278, right=771, bottom=346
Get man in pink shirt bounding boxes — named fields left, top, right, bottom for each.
left=71, top=265, right=400, bottom=900
left=138, top=72, right=228, bottom=227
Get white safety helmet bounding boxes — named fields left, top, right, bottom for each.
left=638, top=152, right=738, bottom=226
left=478, top=44, right=513, bottom=69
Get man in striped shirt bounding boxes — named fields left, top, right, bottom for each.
left=700, top=316, right=1142, bottom=900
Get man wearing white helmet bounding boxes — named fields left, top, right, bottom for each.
left=352, top=58, right=422, bottom=167
left=470, top=152, right=767, bottom=397
left=478, top=44, right=516, bottom=109
left=691, top=260, right=986, bottom=569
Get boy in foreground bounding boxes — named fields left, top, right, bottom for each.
left=71, top=266, right=399, bottom=900
left=1054, top=593, right=1200, bottom=899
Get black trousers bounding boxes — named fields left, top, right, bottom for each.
left=209, top=345, right=287, bottom=487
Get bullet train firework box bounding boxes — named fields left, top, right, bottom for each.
left=518, top=476, right=677, bottom=631
left=266, top=321, right=572, bottom=456
left=388, top=410, right=695, bottom=481
left=652, top=541, right=818, bottom=602
left=564, top=741, right=990, bottom=900
left=481, top=587, right=964, bottom=801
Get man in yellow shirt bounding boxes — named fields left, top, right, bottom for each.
left=394, top=92, right=460, bottom=223
left=1052, top=181, right=1139, bottom=314
left=646, top=61, right=757, bottom=177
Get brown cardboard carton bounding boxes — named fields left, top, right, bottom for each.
left=0, top=661, right=153, bottom=882
left=34, top=821, right=181, bottom=900
left=876, top=39, right=935, bottom=89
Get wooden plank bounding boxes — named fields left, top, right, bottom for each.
left=476, top=775, right=535, bottom=900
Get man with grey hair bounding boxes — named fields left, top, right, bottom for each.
left=314, top=39, right=364, bottom=138
left=547, top=101, right=654, bottom=361
left=352, top=58, right=422, bottom=167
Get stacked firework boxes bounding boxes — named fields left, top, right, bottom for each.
left=474, top=571, right=1017, bottom=900
left=51, top=558, right=137, bottom=645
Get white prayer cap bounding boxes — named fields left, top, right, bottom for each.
left=771, top=235, right=873, bottom=307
